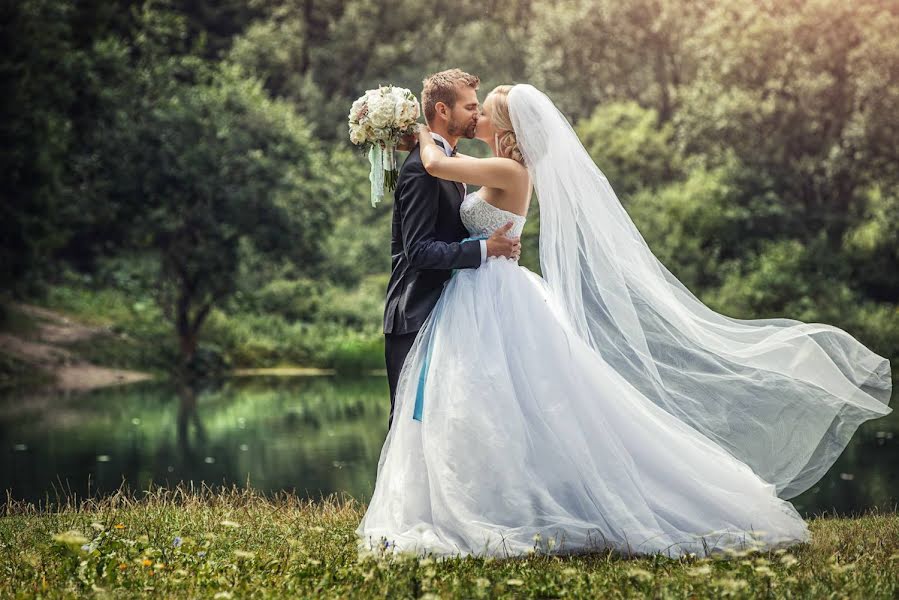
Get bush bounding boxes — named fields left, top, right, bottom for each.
left=576, top=101, right=683, bottom=197
left=255, top=278, right=324, bottom=322
left=317, top=274, right=388, bottom=329
left=327, top=333, right=384, bottom=375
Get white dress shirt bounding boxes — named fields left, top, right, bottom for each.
left=430, top=133, right=487, bottom=265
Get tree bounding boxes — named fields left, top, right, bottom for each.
left=527, top=0, right=705, bottom=123
left=842, top=185, right=899, bottom=303
left=125, top=66, right=331, bottom=366
left=675, top=0, right=899, bottom=247
left=0, top=0, right=77, bottom=291
left=78, top=43, right=333, bottom=366
left=576, top=101, right=683, bottom=198
left=19, top=3, right=333, bottom=368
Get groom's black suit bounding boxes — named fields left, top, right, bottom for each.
left=383, top=142, right=481, bottom=429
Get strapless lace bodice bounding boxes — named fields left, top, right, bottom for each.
left=460, top=192, right=527, bottom=239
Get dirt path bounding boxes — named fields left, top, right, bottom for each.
left=1, top=303, right=153, bottom=391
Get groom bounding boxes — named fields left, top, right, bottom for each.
left=383, top=68, right=520, bottom=429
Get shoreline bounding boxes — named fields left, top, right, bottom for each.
left=0, top=303, right=154, bottom=392
left=1, top=302, right=387, bottom=393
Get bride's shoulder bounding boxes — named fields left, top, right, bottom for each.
left=492, top=156, right=529, bottom=185
left=472, top=155, right=526, bottom=174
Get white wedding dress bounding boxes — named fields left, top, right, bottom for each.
left=357, top=84, right=892, bottom=559
left=357, top=192, right=811, bottom=558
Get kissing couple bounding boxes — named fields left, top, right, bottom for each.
left=357, top=68, right=893, bottom=559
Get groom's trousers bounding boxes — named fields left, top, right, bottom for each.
left=384, top=331, right=418, bottom=430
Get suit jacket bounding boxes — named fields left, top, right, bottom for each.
left=383, top=144, right=481, bottom=335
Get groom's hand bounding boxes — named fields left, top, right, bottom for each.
left=486, top=222, right=521, bottom=260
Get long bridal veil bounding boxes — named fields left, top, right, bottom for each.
left=508, top=84, right=893, bottom=499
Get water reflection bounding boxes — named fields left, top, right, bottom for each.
left=0, top=376, right=391, bottom=505
left=177, top=382, right=207, bottom=464
left=0, top=376, right=896, bottom=518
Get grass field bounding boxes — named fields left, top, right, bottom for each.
left=1, top=483, right=897, bottom=599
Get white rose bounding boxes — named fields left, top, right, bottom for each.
left=390, top=87, right=407, bottom=105
left=368, top=98, right=395, bottom=129
left=398, top=100, right=418, bottom=125
left=349, top=124, right=365, bottom=145
left=393, top=99, right=409, bottom=122
left=350, top=97, right=368, bottom=123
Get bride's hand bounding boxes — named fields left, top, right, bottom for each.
left=397, top=129, right=420, bottom=152
left=416, top=123, right=432, bottom=140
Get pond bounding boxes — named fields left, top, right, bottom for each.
left=1, top=376, right=896, bottom=518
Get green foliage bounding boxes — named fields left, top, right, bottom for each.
left=709, top=237, right=852, bottom=321
left=675, top=0, right=899, bottom=243
left=318, top=147, right=393, bottom=285
left=205, top=311, right=381, bottom=371
left=81, top=32, right=333, bottom=362
left=328, top=334, right=385, bottom=375
left=174, top=0, right=263, bottom=58
left=842, top=185, right=899, bottom=303
left=577, top=101, right=683, bottom=196
left=0, top=0, right=79, bottom=290
left=254, top=278, right=323, bottom=322
left=130, top=62, right=331, bottom=290
left=708, top=235, right=895, bottom=359
left=317, top=274, right=389, bottom=329
left=528, top=0, right=703, bottom=122
left=43, top=278, right=179, bottom=372
left=627, top=157, right=767, bottom=290
left=3, top=0, right=898, bottom=375
left=39, top=278, right=382, bottom=373
left=226, top=4, right=310, bottom=102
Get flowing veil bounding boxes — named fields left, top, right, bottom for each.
left=507, top=84, right=893, bottom=499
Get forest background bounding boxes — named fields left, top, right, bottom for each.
left=3, top=0, right=897, bottom=382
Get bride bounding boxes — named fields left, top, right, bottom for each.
left=356, top=83, right=893, bottom=558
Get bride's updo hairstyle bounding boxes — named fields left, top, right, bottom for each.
left=486, top=85, right=525, bottom=166
left=506, top=84, right=549, bottom=168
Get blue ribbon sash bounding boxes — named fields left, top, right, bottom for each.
left=412, top=236, right=487, bottom=422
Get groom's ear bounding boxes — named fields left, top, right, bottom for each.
left=433, top=101, right=449, bottom=122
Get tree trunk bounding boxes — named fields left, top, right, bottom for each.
left=176, top=282, right=198, bottom=369
left=179, top=329, right=198, bottom=368
left=176, top=289, right=214, bottom=372
left=654, top=35, right=673, bottom=124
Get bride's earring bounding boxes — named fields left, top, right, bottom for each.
left=494, top=133, right=500, bottom=157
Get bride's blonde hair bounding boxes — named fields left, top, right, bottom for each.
left=486, top=85, right=525, bottom=166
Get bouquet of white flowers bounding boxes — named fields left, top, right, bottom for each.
left=348, top=85, right=420, bottom=207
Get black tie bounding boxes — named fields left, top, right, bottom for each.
left=450, top=146, right=458, bottom=157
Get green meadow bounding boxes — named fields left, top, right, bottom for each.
left=2, top=484, right=897, bottom=599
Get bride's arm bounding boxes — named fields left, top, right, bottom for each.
left=417, top=126, right=524, bottom=189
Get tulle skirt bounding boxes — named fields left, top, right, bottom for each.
left=357, top=258, right=815, bottom=558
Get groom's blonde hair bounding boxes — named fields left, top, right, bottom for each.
left=421, top=69, right=480, bottom=124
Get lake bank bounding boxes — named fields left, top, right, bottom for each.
left=0, top=302, right=387, bottom=392
left=1, top=279, right=386, bottom=388
left=0, top=303, right=153, bottom=392
left=2, top=483, right=897, bottom=599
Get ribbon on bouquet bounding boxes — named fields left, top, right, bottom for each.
left=413, top=236, right=488, bottom=422
left=368, top=142, right=398, bottom=208
left=368, top=145, right=385, bottom=207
